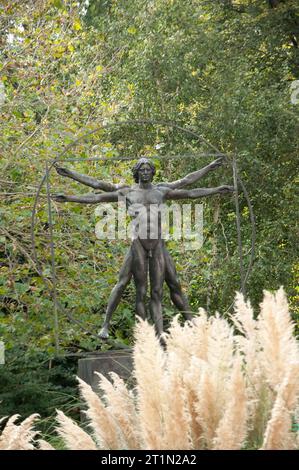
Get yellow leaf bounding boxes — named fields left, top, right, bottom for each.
left=73, top=20, right=82, bottom=31
left=127, top=26, right=137, bottom=35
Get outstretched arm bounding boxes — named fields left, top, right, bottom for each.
left=54, top=163, right=128, bottom=192
left=165, top=185, right=234, bottom=200
left=157, top=157, right=225, bottom=190
left=51, top=190, right=119, bottom=204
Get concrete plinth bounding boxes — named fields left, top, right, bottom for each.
left=77, top=349, right=134, bottom=392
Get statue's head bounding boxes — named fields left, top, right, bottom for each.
left=132, top=157, right=156, bottom=183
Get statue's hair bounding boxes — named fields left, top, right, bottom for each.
left=132, top=158, right=156, bottom=183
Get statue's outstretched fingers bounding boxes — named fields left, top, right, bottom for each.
left=219, top=185, right=235, bottom=194
left=54, top=164, right=69, bottom=177
left=214, top=156, right=224, bottom=166
left=51, top=192, right=67, bottom=202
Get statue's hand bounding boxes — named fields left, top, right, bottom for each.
left=54, top=163, right=69, bottom=177
left=218, top=185, right=235, bottom=194
left=51, top=192, right=68, bottom=202
left=210, top=156, right=225, bottom=169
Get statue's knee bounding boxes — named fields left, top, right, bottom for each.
left=136, top=286, right=147, bottom=300
left=151, top=287, right=163, bottom=300
left=118, top=279, right=128, bottom=290
left=167, top=280, right=180, bottom=292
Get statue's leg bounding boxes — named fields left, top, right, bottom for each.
left=163, top=243, right=193, bottom=321
left=99, top=247, right=133, bottom=339
left=131, top=238, right=148, bottom=320
left=149, top=241, right=165, bottom=336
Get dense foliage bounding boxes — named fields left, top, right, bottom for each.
left=0, top=0, right=298, bottom=420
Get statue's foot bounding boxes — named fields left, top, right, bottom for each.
left=159, top=333, right=167, bottom=349
left=184, top=313, right=193, bottom=321
left=98, top=326, right=109, bottom=340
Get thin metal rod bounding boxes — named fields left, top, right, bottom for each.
left=45, top=161, right=60, bottom=355
left=237, top=176, right=256, bottom=288
left=56, top=153, right=225, bottom=163
left=232, top=157, right=245, bottom=294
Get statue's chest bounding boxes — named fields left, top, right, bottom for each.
left=126, top=189, right=163, bottom=206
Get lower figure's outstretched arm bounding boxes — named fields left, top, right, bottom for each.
left=166, top=185, right=234, bottom=200
left=51, top=191, right=119, bottom=204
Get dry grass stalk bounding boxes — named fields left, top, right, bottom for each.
left=1, top=288, right=298, bottom=450
left=0, top=414, right=39, bottom=450
left=55, top=409, right=97, bottom=450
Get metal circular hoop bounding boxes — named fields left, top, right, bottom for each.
left=31, top=119, right=256, bottom=347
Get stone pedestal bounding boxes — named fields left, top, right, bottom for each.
left=77, top=349, right=134, bottom=392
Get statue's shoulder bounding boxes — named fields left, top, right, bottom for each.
left=117, top=185, right=133, bottom=197
left=155, top=183, right=172, bottom=193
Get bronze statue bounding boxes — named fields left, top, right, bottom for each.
left=52, top=157, right=233, bottom=339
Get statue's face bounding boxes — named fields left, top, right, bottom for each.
left=138, top=163, right=153, bottom=183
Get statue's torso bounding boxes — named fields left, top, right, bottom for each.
left=118, top=185, right=169, bottom=250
